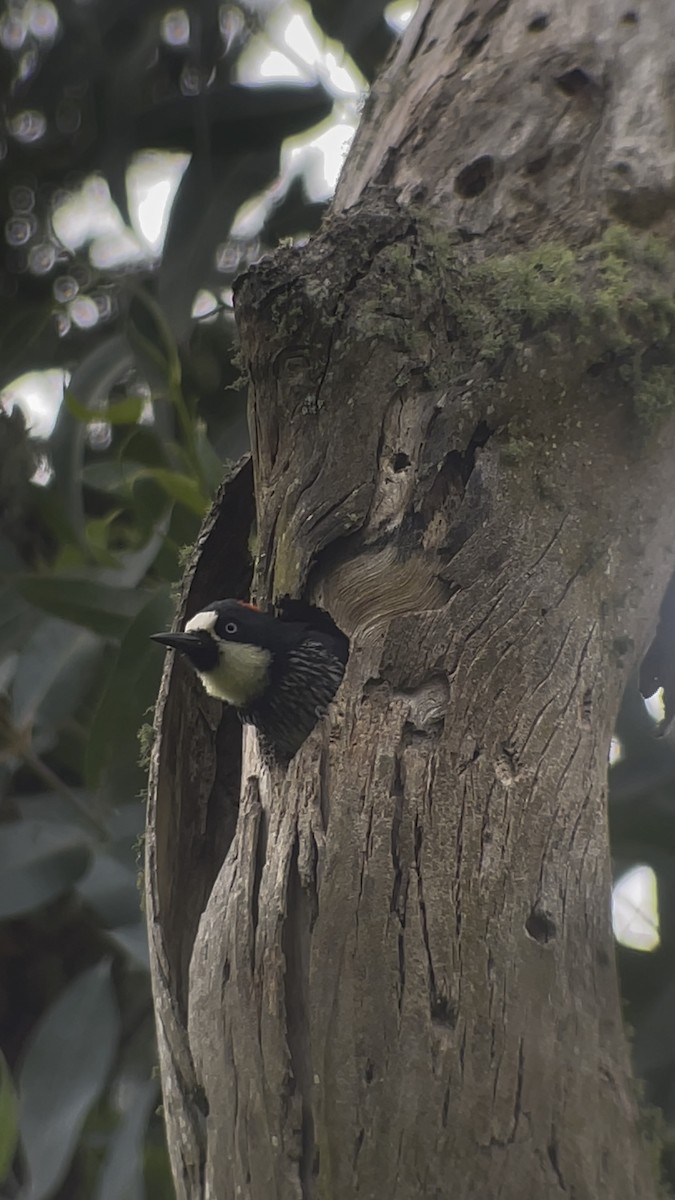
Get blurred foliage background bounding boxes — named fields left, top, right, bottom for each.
left=0, top=1, right=674, bottom=1197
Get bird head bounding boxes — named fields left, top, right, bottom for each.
left=151, top=599, right=281, bottom=708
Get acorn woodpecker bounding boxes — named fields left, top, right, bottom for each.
left=151, top=599, right=348, bottom=758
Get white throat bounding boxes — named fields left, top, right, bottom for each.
left=185, top=610, right=272, bottom=707
left=200, top=641, right=271, bottom=706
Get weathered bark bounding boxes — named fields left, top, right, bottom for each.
left=146, top=458, right=254, bottom=1195
left=147, top=2, right=675, bottom=1197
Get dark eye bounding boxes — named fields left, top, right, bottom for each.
left=225, top=621, right=238, bottom=634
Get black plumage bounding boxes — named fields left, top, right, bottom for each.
left=242, top=632, right=347, bottom=758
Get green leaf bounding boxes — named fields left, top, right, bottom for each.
left=85, top=513, right=126, bottom=564
left=106, top=923, right=150, bottom=971
left=81, top=461, right=143, bottom=494
left=95, top=1081, right=157, bottom=1200
left=0, top=651, right=18, bottom=696
left=76, top=853, right=141, bottom=928
left=28, top=485, right=86, bottom=561
left=17, top=577, right=151, bottom=640
left=65, top=393, right=144, bottom=426
left=85, top=587, right=174, bottom=786
left=128, top=474, right=171, bottom=525
left=17, top=792, right=98, bottom=829
left=194, top=420, right=224, bottom=494
left=158, top=148, right=280, bottom=338
left=97, top=524, right=169, bottom=588
left=48, top=337, right=139, bottom=548
left=135, top=468, right=208, bottom=515
left=0, top=1047, right=18, bottom=1182
left=0, top=582, right=36, bottom=660
left=18, top=962, right=119, bottom=1200
left=12, top=618, right=102, bottom=729
left=0, top=820, right=92, bottom=920
left=126, top=285, right=182, bottom=389
left=119, top=427, right=168, bottom=469
left=0, top=534, right=23, bottom=574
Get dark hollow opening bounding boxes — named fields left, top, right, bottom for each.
left=277, top=596, right=350, bottom=661
left=455, top=155, right=495, bottom=198
left=555, top=67, right=594, bottom=96
left=526, top=908, right=557, bottom=944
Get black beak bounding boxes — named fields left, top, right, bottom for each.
left=151, top=629, right=219, bottom=673
left=150, top=632, right=203, bottom=653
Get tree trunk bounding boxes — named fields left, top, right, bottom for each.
left=146, top=1, right=675, bottom=1196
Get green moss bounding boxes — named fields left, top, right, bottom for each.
left=599, top=223, right=671, bottom=274
left=133, top=831, right=146, bottom=902
left=473, top=244, right=583, bottom=328
left=501, top=435, right=535, bottom=465
left=351, top=242, right=422, bottom=348
left=281, top=218, right=675, bottom=440
left=423, top=224, right=675, bottom=429
left=229, top=345, right=250, bottom=391
left=641, top=236, right=672, bottom=275
left=464, top=231, right=675, bottom=365
left=411, top=235, right=588, bottom=372
left=635, top=365, right=675, bottom=429
left=177, top=543, right=194, bottom=569
left=138, top=721, right=155, bottom=769
left=589, top=227, right=675, bottom=357
left=269, top=288, right=309, bottom=337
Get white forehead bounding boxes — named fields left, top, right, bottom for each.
left=185, top=610, right=218, bottom=634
